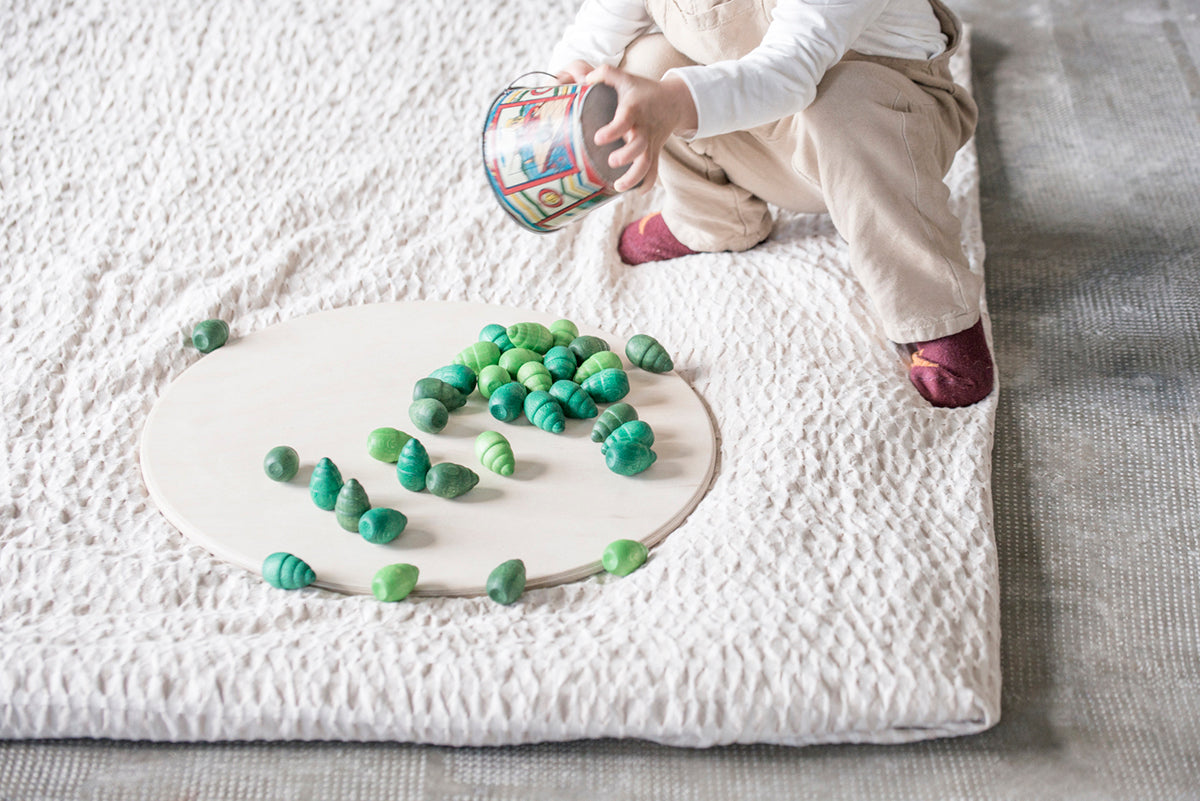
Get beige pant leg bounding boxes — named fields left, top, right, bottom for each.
left=620, top=35, right=779, bottom=253
left=786, top=57, right=982, bottom=343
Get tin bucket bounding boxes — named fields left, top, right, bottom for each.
left=482, top=72, right=630, bottom=233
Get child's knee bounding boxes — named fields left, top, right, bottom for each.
left=618, top=33, right=697, bottom=82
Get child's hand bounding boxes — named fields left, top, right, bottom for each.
left=586, top=65, right=698, bottom=193
left=554, top=60, right=595, bottom=85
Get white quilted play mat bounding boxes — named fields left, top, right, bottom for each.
left=0, top=0, right=1000, bottom=746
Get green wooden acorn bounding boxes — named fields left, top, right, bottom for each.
left=367, top=427, right=411, bottom=463
left=581, top=368, right=630, bottom=403
left=604, top=440, right=656, bottom=476
left=549, top=319, right=579, bottom=349
left=372, top=563, right=419, bottom=602
left=477, top=364, right=512, bottom=398
left=396, top=438, right=431, bottom=492
left=624, top=333, right=674, bottom=373
left=568, top=335, right=609, bottom=364
left=506, top=321, right=555, bottom=354
left=413, top=376, right=467, bottom=411
left=517, top=360, right=553, bottom=393
left=542, top=345, right=578, bottom=382
left=479, top=323, right=514, bottom=352
left=498, top=347, right=542, bottom=376
left=358, top=507, right=407, bottom=544
left=191, top=319, right=229, bottom=353
left=548, top=379, right=598, bottom=419
left=455, top=341, right=502, bottom=373
left=334, top=478, right=370, bottom=532
left=486, top=559, right=526, bottom=605
left=475, top=430, right=515, bottom=476
left=409, top=398, right=449, bottom=434
left=488, top=381, right=528, bottom=422
left=524, top=390, right=565, bottom=434
left=600, top=420, right=655, bottom=455
left=262, top=552, right=315, bottom=590
left=263, top=445, right=299, bottom=482
left=573, top=350, right=623, bottom=383
left=426, top=462, right=479, bottom=498
left=309, top=457, right=344, bottom=510
left=429, top=364, right=477, bottom=396
left=602, top=539, right=649, bottom=576
left=591, top=402, right=638, bottom=442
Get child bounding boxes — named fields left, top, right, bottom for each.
left=548, top=0, right=993, bottom=408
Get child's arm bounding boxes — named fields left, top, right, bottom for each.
left=548, top=0, right=655, bottom=83
left=668, top=0, right=895, bottom=140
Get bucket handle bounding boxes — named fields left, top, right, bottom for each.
left=505, top=71, right=559, bottom=90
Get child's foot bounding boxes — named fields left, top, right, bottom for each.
left=906, top=319, right=995, bottom=408
left=619, top=212, right=697, bottom=265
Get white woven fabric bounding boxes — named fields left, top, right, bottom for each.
left=0, top=0, right=999, bottom=746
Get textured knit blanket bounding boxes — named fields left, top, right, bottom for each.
left=0, top=0, right=999, bottom=745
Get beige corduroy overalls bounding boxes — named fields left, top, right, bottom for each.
left=620, top=0, right=981, bottom=343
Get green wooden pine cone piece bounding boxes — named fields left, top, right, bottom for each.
left=309, top=457, right=344, bottom=510
left=591, top=402, right=638, bottom=442
left=262, top=552, right=315, bottom=590
left=396, top=438, right=431, bottom=492
left=334, top=478, right=370, bottom=531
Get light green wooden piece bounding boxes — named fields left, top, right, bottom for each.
left=601, top=539, right=649, bottom=576
left=367, top=427, right=411, bottom=463
left=372, top=563, right=419, bottom=602
left=475, top=430, right=515, bottom=476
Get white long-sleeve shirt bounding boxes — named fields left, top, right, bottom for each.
left=549, top=0, right=948, bottom=139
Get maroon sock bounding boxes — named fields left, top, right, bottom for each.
left=618, top=212, right=697, bottom=265
left=906, top=318, right=995, bottom=408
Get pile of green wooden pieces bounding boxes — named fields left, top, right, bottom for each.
left=255, top=319, right=674, bottom=605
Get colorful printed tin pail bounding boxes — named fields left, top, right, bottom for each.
left=482, top=73, right=630, bottom=233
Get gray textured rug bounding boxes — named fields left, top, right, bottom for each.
left=3, top=0, right=1199, bottom=798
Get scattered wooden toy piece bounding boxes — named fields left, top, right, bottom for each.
left=358, top=507, right=407, bottom=544
left=475, top=430, right=515, bottom=476
left=334, top=478, right=370, bottom=531
left=263, top=445, right=299, bottom=482
left=426, top=462, right=480, bottom=498
left=309, top=457, right=344, bottom=510
left=191, top=319, right=229, bottom=353
left=262, top=552, right=316, bottom=590
left=487, top=559, right=526, bottom=605
left=602, top=539, right=649, bottom=576
left=372, top=563, right=419, bottom=601
left=367, top=427, right=411, bottom=463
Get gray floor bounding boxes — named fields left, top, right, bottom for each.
left=3, top=0, right=1199, bottom=798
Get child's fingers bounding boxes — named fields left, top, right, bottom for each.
left=607, top=131, right=647, bottom=169
left=614, top=152, right=651, bottom=193
left=594, top=114, right=633, bottom=147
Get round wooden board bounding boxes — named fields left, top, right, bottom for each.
left=140, top=301, right=719, bottom=596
